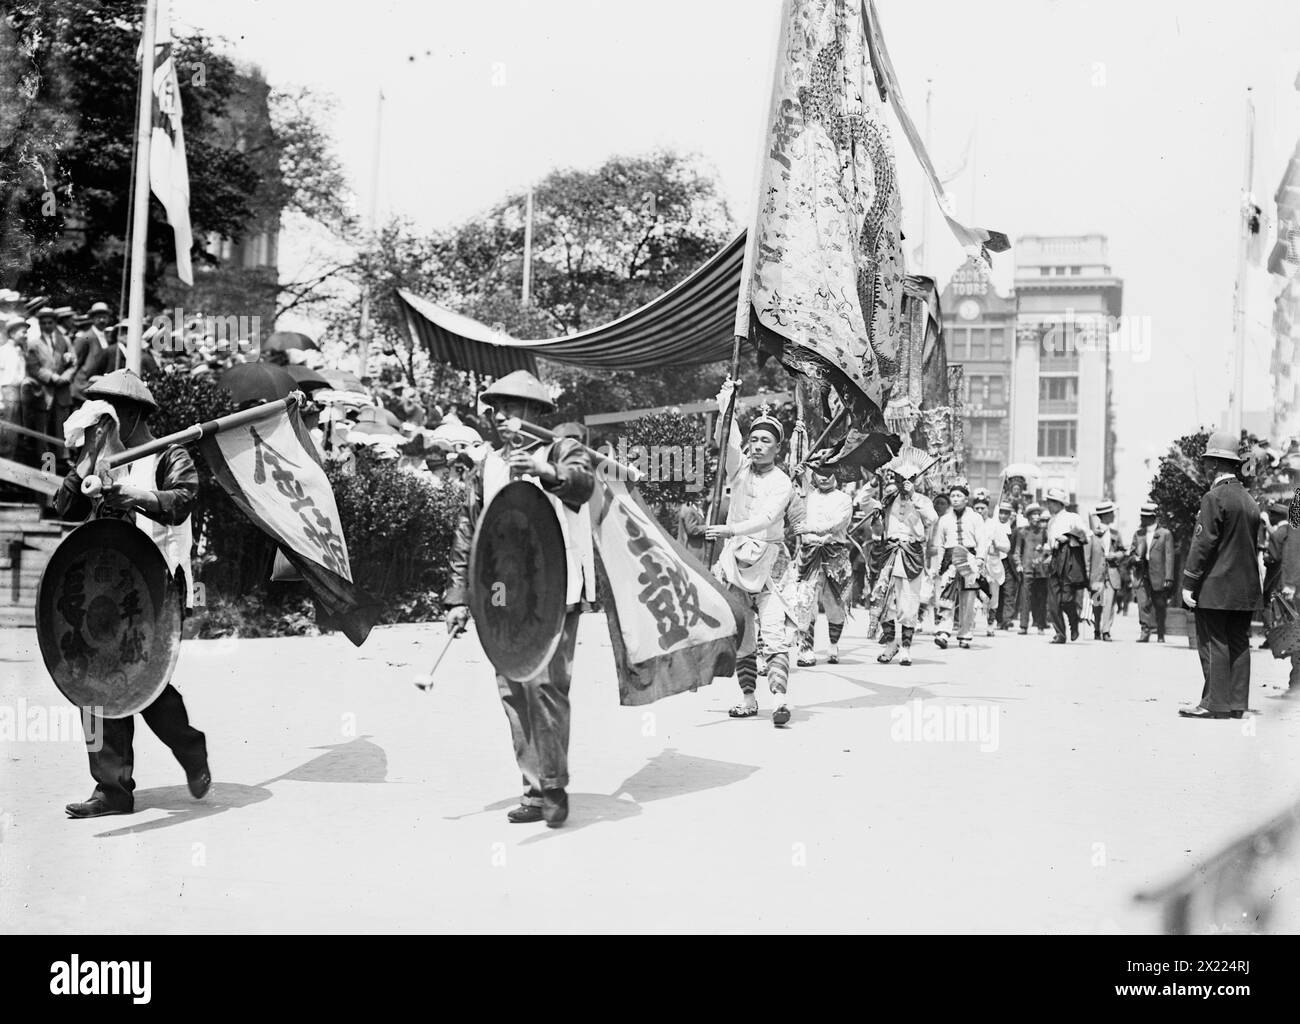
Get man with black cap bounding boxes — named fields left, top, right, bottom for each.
left=54, top=370, right=211, bottom=817
left=1179, top=431, right=1261, bottom=719
left=704, top=379, right=797, bottom=725
left=71, top=301, right=115, bottom=403
left=934, top=482, right=988, bottom=650
left=443, top=369, right=594, bottom=827
left=1130, top=501, right=1176, bottom=642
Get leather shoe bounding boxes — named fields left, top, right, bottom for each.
left=65, top=797, right=130, bottom=819
left=1137, top=634, right=1150, bottom=643
left=1178, top=706, right=1232, bottom=719
left=542, top=788, right=569, bottom=828
left=1101, top=633, right=1112, bottom=642
left=507, top=804, right=544, bottom=824
left=1049, top=636, right=1066, bottom=645
left=186, top=764, right=211, bottom=800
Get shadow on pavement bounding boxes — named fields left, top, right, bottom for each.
left=91, top=736, right=388, bottom=838
left=509, top=748, right=760, bottom=843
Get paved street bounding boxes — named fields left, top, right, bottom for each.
left=3, top=608, right=1299, bottom=934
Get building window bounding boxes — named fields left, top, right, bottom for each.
left=969, top=328, right=987, bottom=360
left=988, top=375, right=1006, bottom=407
left=1070, top=266, right=1081, bottom=275
left=1040, top=267, right=1051, bottom=277
left=1038, top=419, right=1077, bottom=458
left=987, top=328, right=1005, bottom=359
left=1038, top=376, right=1078, bottom=414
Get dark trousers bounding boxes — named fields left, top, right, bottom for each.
left=1194, top=608, right=1252, bottom=712
left=1137, top=583, right=1169, bottom=638
left=1020, top=576, right=1048, bottom=630
left=1048, top=577, right=1080, bottom=641
left=81, top=684, right=208, bottom=811
left=497, top=609, right=580, bottom=805
left=998, top=560, right=1020, bottom=627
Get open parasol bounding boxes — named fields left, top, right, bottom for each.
left=219, top=362, right=297, bottom=406
left=318, top=368, right=367, bottom=394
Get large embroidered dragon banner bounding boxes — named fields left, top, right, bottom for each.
left=739, top=0, right=905, bottom=427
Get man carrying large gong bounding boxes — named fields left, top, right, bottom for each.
left=51, top=371, right=211, bottom=818
left=443, top=370, right=595, bottom=828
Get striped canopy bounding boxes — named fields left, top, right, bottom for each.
left=396, top=232, right=747, bottom=376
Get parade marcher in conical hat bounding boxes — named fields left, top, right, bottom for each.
left=443, top=369, right=594, bottom=827
left=56, top=369, right=210, bottom=818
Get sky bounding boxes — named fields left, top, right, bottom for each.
left=175, top=0, right=1300, bottom=529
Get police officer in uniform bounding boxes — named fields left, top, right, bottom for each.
left=1179, top=430, right=1262, bottom=719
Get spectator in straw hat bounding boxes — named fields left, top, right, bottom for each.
left=1043, top=487, right=1088, bottom=643
left=1179, top=430, right=1261, bottom=719
left=0, top=316, right=28, bottom=462
left=72, top=302, right=115, bottom=403
left=1130, top=500, right=1176, bottom=642
left=1087, top=500, right=1124, bottom=641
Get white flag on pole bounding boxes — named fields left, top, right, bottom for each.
left=150, top=2, right=193, bottom=285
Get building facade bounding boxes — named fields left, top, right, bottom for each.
left=938, top=258, right=1016, bottom=496
left=942, top=235, right=1122, bottom=508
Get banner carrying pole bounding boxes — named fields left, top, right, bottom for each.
left=125, top=0, right=159, bottom=376
left=104, top=395, right=300, bottom=469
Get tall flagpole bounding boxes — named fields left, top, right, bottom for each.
left=521, top=188, right=534, bottom=308
left=919, top=79, right=932, bottom=271
left=357, top=88, right=384, bottom=380
left=125, top=0, right=159, bottom=375
left=1228, top=87, right=1255, bottom=435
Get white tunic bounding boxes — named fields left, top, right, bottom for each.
left=124, top=453, right=195, bottom=607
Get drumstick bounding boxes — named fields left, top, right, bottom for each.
left=413, top=624, right=465, bottom=692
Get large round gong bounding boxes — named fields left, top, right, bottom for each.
left=469, top=481, right=568, bottom=681
left=36, top=519, right=182, bottom=718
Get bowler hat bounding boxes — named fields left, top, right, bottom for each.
left=84, top=369, right=157, bottom=411
left=479, top=370, right=554, bottom=412
left=1203, top=430, right=1242, bottom=462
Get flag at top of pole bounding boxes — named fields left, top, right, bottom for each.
left=150, top=0, right=193, bottom=285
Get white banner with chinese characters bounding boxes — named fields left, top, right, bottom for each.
left=200, top=403, right=378, bottom=646
left=591, top=474, right=744, bottom=706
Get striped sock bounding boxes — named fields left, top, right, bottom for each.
left=828, top=620, right=844, bottom=645
left=737, top=654, right=757, bottom=695
left=767, top=652, right=790, bottom=695
left=901, top=625, right=915, bottom=646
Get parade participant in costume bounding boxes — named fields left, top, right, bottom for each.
left=443, top=370, right=595, bottom=827
left=1263, top=500, right=1300, bottom=694
left=922, top=491, right=950, bottom=629
left=1261, top=501, right=1292, bottom=644
left=1131, top=501, right=1176, bottom=642
left=934, top=483, right=987, bottom=650
left=791, top=465, right=853, bottom=666
left=1179, top=431, right=1261, bottom=719
left=704, top=380, right=797, bottom=726
left=1015, top=503, right=1050, bottom=633
left=54, top=371, right=210, bottom=818
left=1043, top=488, right=1088, bottom=644
left=1088, top=500, right=1123, bottom=641
left=874, top=472, right=938, bottom=665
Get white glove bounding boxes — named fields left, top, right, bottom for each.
left=1182, top=588, right=1197, bottom=609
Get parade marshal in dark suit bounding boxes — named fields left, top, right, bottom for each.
left=1179, top=431, right=1262, bottom=720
